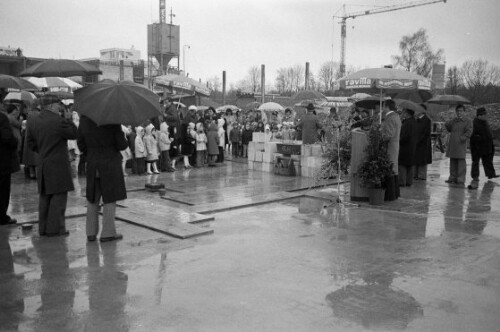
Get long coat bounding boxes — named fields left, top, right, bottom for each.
left=445, top=117, right=472, bottom=159
left=77, top=116, right=128, bottom=204
left=27, top=110, right=77, bottom=195
left=414, top=114, right=432, bottom=166
left=0, top=111, right=20, bottom=175
left=296, top=112, right=322, bottom=144
left=470, top=117, right=494, bottom=158
left=381, top=111, right=402, bottom=174
left=399, top=116, right=417, bottom=166
left=206, top=123, right=220, bottom=155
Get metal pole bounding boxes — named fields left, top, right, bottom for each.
left=261, top=64, right=265, bottom=104
left=305, top=62, right=310, bottom=90
left=222, top=71, right=226, bottom=105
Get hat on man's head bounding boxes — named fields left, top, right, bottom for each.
left=306, top=103, right=315, bottom=111
left=39, top=94, right=62, bottom=106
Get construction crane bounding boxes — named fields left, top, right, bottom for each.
left=336, top=0, right=447, bottom=77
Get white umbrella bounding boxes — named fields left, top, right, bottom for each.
left=258, top=102, right=285, bottom=112
left=23, top=77, right=82, bottom=91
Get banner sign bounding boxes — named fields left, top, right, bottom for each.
left=376, top=79, right=414, bottom=89
left=344, top=77, right=372, bottom=89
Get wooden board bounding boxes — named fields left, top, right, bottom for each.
left=115, top=208, right=214, bottom=239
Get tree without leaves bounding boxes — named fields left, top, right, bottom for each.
left=446, top=66, right=461, bottom=95
left=318, top=61, right=339, bottom=91
left=248, top=66, right=260, bottom=93
left=393, top=28, right=444, bottom=77
left=460, top=58, right=500, bottom=104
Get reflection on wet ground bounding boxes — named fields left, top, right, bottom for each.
left=1, top=154, right=500, bottom=331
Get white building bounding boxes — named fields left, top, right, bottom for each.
left=99, top=47, right=141, bottom=62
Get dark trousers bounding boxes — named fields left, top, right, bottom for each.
left=136, top=157, right=145, bottom=174
left=78, top=154, right=86, bottom=176
left=398, top=165, right=413, bottom=186
left=0, top=173, right=12, bottom=223
left=449, top=158, right=466, bottom=183
left=231, top=142, right=239, bottom=156
left=471, top=153, right=496, bottom=179
left=159, top=150, right=172, bottom=171
left=217, top=146, right=224, bottom=163
left=39, top=192, right=68, bottom=235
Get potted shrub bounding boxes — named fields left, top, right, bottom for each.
left=357, top=124, right=394, bottom=205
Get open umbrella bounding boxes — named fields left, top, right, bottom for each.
left=245, top=101, right=261, bottom=110
left=3, top=91, right=37, bottom=105
left=294, top=99, right=322, bottom=108
left=393, top=99, right=426, bottom=114
left=0, top=74, right=38, bottom=90
left=426, top=94, right=471, bottom=105
left=258, top=102, right=285, bottom=112
left=74, top=81, right=162, bottom=126
left=347, top=92, right=371, bottom=102
left=155, top=74, right=210, bottom=97
left=19, top=59, right=102, bottom=77
left=291, top=90, right=327, bottom=102
left=216, top=105, right=240, bottom=113
left=23, top=77, right=82, bottom=90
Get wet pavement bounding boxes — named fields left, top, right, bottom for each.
left=1, top=153, right=500, bottom=331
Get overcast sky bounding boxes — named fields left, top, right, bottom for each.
left=1, top=0, right=499, bottom=86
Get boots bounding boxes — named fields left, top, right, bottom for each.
left=467, top=178, right=479, bottom=190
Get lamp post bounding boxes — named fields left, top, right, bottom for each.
left=183, top=44, right=190, bottom=75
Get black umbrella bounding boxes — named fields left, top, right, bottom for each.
left=19, top=59, right=102, bottom=78
left=0, top=74, right=38, bottom=90
left=74, top=81, right=162, bottom=126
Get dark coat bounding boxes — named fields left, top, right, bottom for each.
left=470, top=117, right=494, bottom=157
left=22, top=110, right=40, bottom=166
left=77, top=116, right=128, bottom=204
left=164, top=107, right=181, bottom=139
left=242, top=128, right=253, bottom=145
left=0, top=111, right=20, bottom=175
left=27, top=110, right=77, bottom=194
left=413, top=114, right=432, bottom=165
left=399, top=116, right=417, bottom=166
left=206, top=123, right=220, bottom=155
left=296, top=112, right=322, bottom=144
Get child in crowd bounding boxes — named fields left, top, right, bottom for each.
left=217, top=118, right=225, bottom=163
left=229, top=122, right=241, bottom=157
left=144, top=123, right=160, bottom=174
left=127, top=125, right=137, bottom=174
left=207, top=122, right=220, bottom=167
left=134, top=126, right=146, bottom=175
left=241, top=122, right=253, bottom=158
left=159, top=122, right=175, bottom=172
left=195, top=123, right=208, bottom=167
left=264, top=124, right=273, bottom=142
left=120, top=125, right=132, bottom=176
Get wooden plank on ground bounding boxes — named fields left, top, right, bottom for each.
left=115, top=208, right=213, bottom=239
left=15, top=205, right=88, bottom=224
left=123, top=198, right=214, bottom=224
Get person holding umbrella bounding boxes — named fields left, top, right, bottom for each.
left=27, top=94, right=77, bottom=237
left=77, top=116, right=128, bottom=242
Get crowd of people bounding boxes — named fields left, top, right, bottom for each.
left=1, top=94, right=498, bottom=244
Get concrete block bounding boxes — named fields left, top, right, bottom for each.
left=253, top=132, right=265, bottom=142
left=262, top=162, right=274, bottom=173
left=263, top=152, right=273, bottom=163
left=301, top=144, right=312, bottom=156
left=253, top=162, right=263, bottom=172
left=294, top=164, right=302, bottom=175
left=255, top=151, right=263, bottom=162
left=311, top=144, right=323, bottom=156
left=248, top=161, right=254, bottom=170
left=264, top=142, right=278, bottom=153
left=290, top=154, right=300, bottom=161
left=255, top=142, right=265, bottom=152
left=248, top=142, right=256, bottom=161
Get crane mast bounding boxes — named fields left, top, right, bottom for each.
left=337, top=0, right=447, bottom=77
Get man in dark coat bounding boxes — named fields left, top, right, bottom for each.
left=0, top=106, right=20, bottom=225
left=27, top=94, right=77, bottom=236
left=398, top=109, right=417, bottom=187
left=296, top=103, right=322, bottom=145
left=468, top=107, right=498, bottom=189
left=77, top=115, right=128, bottom=242
left=412, top=105, right=432, bottom=180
